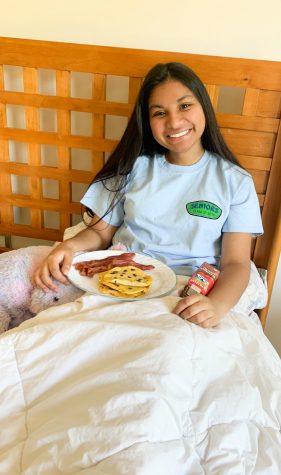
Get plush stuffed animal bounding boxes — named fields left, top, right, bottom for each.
left=0, top=246, right=84, bottom=334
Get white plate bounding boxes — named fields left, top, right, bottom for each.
left=68, top=250, right=176, bottom=300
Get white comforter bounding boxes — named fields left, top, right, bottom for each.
left=0, top=279, right=281, bottom=474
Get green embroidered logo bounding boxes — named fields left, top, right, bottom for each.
left=186, top=201, right=222, bottom=220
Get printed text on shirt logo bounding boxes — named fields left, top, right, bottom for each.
left=186, top=201, right=222, bottom=220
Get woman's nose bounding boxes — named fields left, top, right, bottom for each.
left=166, top=111, right=181, bottom=128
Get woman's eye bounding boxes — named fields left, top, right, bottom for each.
left=152, top=110, right=165, bottom=118
left=180, top=103, right=190, bottom=110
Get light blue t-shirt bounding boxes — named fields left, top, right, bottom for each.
left=81, top=151, right=263, bottom=275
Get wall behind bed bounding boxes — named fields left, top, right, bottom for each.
left=1, top=0, right=281, bottom=354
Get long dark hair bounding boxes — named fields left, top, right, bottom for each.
left=85, top=62, right=241, bottom=220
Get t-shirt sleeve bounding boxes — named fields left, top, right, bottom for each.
left=80, top=179, right=124, bottom=227
left=222, top=175, right=263, bottom=236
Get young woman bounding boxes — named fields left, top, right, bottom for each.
left=34, top=62, right=263, bottom=328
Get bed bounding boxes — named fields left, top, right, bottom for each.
left=0, top=37, right=281, bottom=474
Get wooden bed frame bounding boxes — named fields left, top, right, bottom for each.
left=0, top=37, right=280, bottom=327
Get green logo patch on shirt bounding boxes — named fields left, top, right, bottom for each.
left=186, top=201, right=222, bottom=220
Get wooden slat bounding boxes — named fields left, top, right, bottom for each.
left=257, top=91, right=281, bottom=118
left=258, top=205, right=281, bottom=327
left=92, top=73, right=106, bottom=172
left=221, top=129, right=276, bottom=157
left=0, top=90, right=132, bottom=116
left=206, top=84, right=219, bottom=109
left=23, top=67, right=42, bottom=229
left=56, top=70, right=72, bottom=231
left=248, top=169, right=269, bottom=194
left=242, top=88, right=260, bottom=116
left=0, top=162, right=94, bottom=183
left=254, top=123, right=281, bottom=269
left=0, top=223, right=63, bottom=241
left=0, top=195, right=81, bottom=213
left=217, top=113, right=279, bottom=133
left=128, top=77, right=142, bottom=104
left=0, top=127, right=118, bottom=151
left=1, top=37, right=280, bottom=90
left=238, top=155, right=272, bottom=171
left=0, top=65, right=13, bottom=227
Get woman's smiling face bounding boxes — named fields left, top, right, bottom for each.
left=148, top=79, right=206, bottom=165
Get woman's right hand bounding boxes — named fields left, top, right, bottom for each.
left=33, top=242, right=75, bottom=292
left=34, top=215, right=118, bottom=292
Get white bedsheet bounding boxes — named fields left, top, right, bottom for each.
left=0, top=279, right=280, bottom=474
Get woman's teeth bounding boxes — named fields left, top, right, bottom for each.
left=168, top=129, right=190, bottom=138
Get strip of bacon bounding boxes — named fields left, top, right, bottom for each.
left=74, top=252, right=135, bottom=272
left=74, top=253, right=154, bottom=277
left=85, top=260, right=154, bottom=277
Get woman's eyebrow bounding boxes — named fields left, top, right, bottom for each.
left=177, top=94, right=194, bottom=102
left=149, top=94, right=194, bottom=110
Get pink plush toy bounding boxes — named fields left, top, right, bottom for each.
left=0, top=246, right=84, bottom=334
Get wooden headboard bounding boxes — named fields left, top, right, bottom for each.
left=0, top=37, right=280, bottom=326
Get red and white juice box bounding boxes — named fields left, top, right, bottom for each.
left=181, top=262, right=220, bottom=297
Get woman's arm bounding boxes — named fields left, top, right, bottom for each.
left=33, top=215, right=118, bottom=292
left=173, top=232, right=252, bottom=327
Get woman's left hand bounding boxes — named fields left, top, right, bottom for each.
left=173, top=293, right=223, bottom=328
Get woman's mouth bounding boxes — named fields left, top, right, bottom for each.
left=167, top=129, right=192, bottom=138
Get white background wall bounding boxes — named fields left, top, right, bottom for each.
left=1, top=0, right=280, bottom=353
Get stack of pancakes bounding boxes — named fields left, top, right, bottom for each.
left=98, top=266, right=153, bottom=298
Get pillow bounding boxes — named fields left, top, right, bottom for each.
left=232, top=261, right=268, bottom=314
left=63, top=220, right=87, bottom=241
left=63, top=213, right=92, bottom=240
